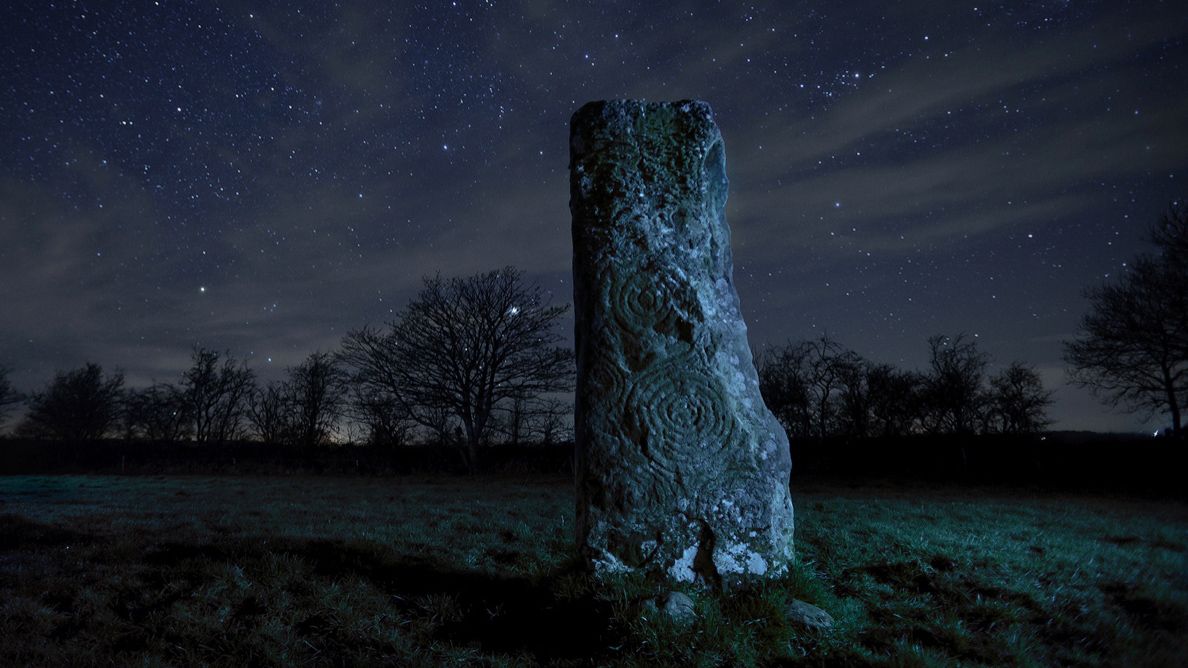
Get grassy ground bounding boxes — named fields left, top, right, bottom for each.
left=0, top=475, right=1184, bottom=666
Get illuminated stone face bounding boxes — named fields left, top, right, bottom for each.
left=569, top=99, right=794, bottom=588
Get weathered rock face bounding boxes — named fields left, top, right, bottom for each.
left=569, top=99, right=794, bottom=587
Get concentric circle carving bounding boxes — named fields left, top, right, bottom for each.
left=607, top=270, right=686, bottom=336
left=583, top=347, right=628, bottom=405
left=625, top=353, right=739, bottom=482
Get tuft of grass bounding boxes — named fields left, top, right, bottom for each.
left=0, top=474, right=1185, bottom=666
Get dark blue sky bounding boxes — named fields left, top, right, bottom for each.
left=2, top=1, right=1185, bottom=431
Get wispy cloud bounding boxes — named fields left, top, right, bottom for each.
left=730, top=74, right=1187, bottom=263
left=735, top=9, right=1183, bottom=173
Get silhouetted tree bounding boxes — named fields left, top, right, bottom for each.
left=18, top=363, right=124, bottom=441
left=526, top=397, right=573, bottom=446
left=986, top=362, right=1052, bottom=434
left=247, top=382, right=293, bottom=445
left=923, top=334, right=989, bottom=435
left=802, top=335, right=863, bottom=437
left=0, top=366, right=21, bottom=430
left=124, top=382, right=191, bottom=441
left=759, top=335, right=865, bottom=438
left=493, top=395, right=573, bottom=445
left=759, top=342, right=813, bottom=438
left=341, top=267, right=573, bottom=471
left=1151, top=202, right=1188, bottom=252
left=348, top=386, right=415, bottom=447
left=835, top=356, right=872, bottom=438
left=495, top=395, right=531, bottom=445
left=180, top=347, right=255, bottom=443
left=1065, top=204, right=1188, bottom=437
left=865, top=363, right=926, bottom=437
left=286, top=351, right=349, bottom=446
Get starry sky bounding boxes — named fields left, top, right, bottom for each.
left=2, top=1, right=1186, bottom=432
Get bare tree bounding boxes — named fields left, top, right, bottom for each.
left=801, top=336, right=862, bottom=437
left=494, top=394, right=531, bottom=445
left=758, top=342, right=813, bottom=439
left=18, top=363, right=124, bottom=441
left=526, top=397, right=573, bottom=446
left=1151, top=202, right=1188, bottom=268
left=348, top=386, right=415, bottom=447
left=835, top=355, right=872, bottom=438
left=1065, top=205, right=1187, bottom=437
left=418, top=400, right=460, bottom=447
left=124, top=382, right=191, bottom=441
left=865, top=363, right=925, bottom=437
left=493, top=394, right=573, bottom=445
left=0, top=366, right=21, bottom=430
left=341, top=266, right=573, bottom=471
left=180, top=347, right=256, bottom=443
left=759, top=335, right=864, bottom=438
left=247, top=382, right=292, bottom=445
left=986, top=362, right=1052, bottom=434
left=923, top=334, right=988, bottom=435
left=286, top=351, right=349, bottom=446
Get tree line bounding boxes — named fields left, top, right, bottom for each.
left=1, top=204, right=1184, bottom=449
left=758, top=333, right=1052, bottom=440
left=0, top=268, right=575, bottom=471
left=759, top=203, right=1185, bottom=441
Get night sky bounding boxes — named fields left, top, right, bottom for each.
left=2, top=2, right=1185, bottom=432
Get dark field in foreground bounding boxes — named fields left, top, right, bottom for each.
left=0, top=476, right=1185, bottom=666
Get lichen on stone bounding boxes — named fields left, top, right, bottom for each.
left=571, top=100, right=794, bottom=589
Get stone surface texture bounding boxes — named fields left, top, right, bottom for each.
left=640, top=591, right=697, bottom=624
left=785, top=599, right=835, bottom=631
left=661, top=591, right=697, bottom=623
left=570, top=99, right=794, bottom=588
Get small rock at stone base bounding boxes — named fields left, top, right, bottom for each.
left=662, top=591, right=696, bottom=623
left=785, top=599, right=833, bottom=630
left=642, top=591, right=697, bottom=624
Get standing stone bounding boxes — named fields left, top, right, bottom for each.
left=570, top=100, right=794, bottom=587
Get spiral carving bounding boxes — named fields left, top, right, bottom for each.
left=625, top=353, right=739, bottom=482
left=607, top=270, right=687, bottom=336
left=583, top=348, right=628, bottom=406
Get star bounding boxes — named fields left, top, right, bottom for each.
left=0, top=0, right=1180, bottom=436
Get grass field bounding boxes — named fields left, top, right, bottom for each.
left=0, top=475, right=1185, bottom=666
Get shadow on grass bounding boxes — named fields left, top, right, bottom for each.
left=0, top=513, right=94, bottom=550
left=283, top=537, right=616, bottom=660
left=134, top=533, right=618, bottom=663
left=0, top=511, right=621, bottom=663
